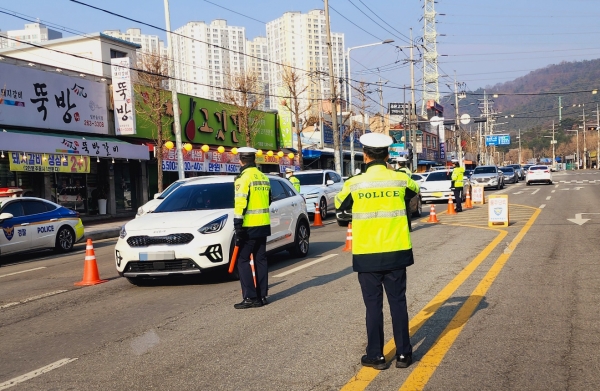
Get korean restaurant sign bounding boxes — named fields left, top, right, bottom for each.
left=9, top=152, right=91, bottom=173
left=0, top=62, right=109, bottom=134
left=162, top=147, right=206, bottom=172
left=133, top=93, right=277, bottom=150
left=110, top=58, right=136, bottom=135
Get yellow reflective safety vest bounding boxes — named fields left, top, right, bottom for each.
left=335, top=162, right=420, bottom=272
left=451, top=166, right=465, bottom=188
left=234, top=165, right=271, bottom=238
left=289, top=175, right=301, bottom=193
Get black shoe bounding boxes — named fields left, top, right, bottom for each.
left=396, top=353, right=413, bottom=368
left=233, top=298, right=263, bottom=309
left=361, top=355, right=388, bottom=370
left=261, top=297, right=269, bottom=306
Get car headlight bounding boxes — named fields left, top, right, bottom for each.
left=198, top=214, right=228, bottom=234
left=136, top=206, right=144, bottom=216
left=304, top=192, right=319, bottom=199
left=119, top=225, right=127, bottom=239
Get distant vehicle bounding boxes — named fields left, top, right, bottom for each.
left=499, top=167, right=518, bottom=184
left=0, top=197, right=84, bottom=255
left=526, top=165, right=553, bottom=185
left=136, top=177, right=203, bottom=218
left=506, top=164, right=525, bottom=180
left=470, top=165, right=505, bottom=189
left=420, top=170, right=471, bottom=203
left=411, top=173, right=429, bottom=184
left=294, top=169, right=344, bottom=221
left=464, top=169, right=474, bottom=179
left=522, top=164, right=533, bottom=172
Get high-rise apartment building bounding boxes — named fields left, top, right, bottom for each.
left=3, top=23, right=62, bottom=48
left=266, top=10, right=345, bottom=112
left=246, top=36, right=270, bottom=109
left=102, top=28, right=167, bottom=56
left=171, top=20, right=246, bottom=102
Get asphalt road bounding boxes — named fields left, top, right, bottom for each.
left=1, top=170, right=599, bottom=390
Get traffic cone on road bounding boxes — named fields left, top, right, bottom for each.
left=343, top=223, right=353, bottom=252
left=447, top=196, right=457, bottom=215
left=313, top=202, right=324, bottom=227
left=427, top=205, right=440, bottom=223
left=464, top=188, right=473, bottom=209
left=75, top=239, right=107, bottom=286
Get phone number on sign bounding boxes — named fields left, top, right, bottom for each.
left=162, top=161, right=204, bottom=172
left=84, top=120, right=105, bottom=128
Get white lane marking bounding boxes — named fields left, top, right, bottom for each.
left=531, top=189, right=540, bottom=195
left=539, top=204, right=546, bottom=209
left=273, top=254, right=338, bottom=278
left=0, top=267, right=46, bottom=279
left=560, top=188, right=570, bottom=191
left=0, top=358, right=77, bottom=390
left=555, top=184, right=559, bottom=188
left=551, top=190, right=556, bottom=193
left=513, top=191, right=523, bottom=194
left=546, top=196, right=552, bottom=200
left=0, top=290, right=68, bottom=310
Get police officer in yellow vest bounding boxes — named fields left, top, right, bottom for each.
left=395, top=156, right=415, bottom=231
left=451, top=160, right=465, bottom=212
left=233, top=147, right=271, bottom=309
left=335, top=133, right=420, bottom=370
left=395, top=156, right=412, bottom=175
left=285, top=167, right=301, bottom=193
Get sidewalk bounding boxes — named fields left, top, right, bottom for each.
left=83, top=217, right=134, bottom=241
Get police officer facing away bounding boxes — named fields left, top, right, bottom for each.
left=285, top=167, right=301, bottom=193
left=335, top=133, right=420, bottom=370
left=451, top=160, right=465, bottom=212
left=395, top=157, right=414, bottom=231
left=233, top=147, right=271, bottom=309
left=395, top=156, right=412, bottom=176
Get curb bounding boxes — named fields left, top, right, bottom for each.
left=84, top=228, right=121, bottom=241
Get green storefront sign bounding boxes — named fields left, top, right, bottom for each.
left=132, top=91, right=277, bottom=150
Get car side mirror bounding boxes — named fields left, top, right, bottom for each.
left=153, top=193, right=161, bottom=199
left=326, top=179, right=334, bottom=186
left=0, top=212, right=14, bottom=221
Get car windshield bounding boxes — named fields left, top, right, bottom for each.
left=294, top=173, right=323, bottom=186
left=426, top=171, right=451, bottom=181
left=153, top=182, right=234, bottom=212
left=474, top=167, right=497, bottom=174
left=158, top=181, right=184, bottom=199
left=499, top=168, right=514, bottom=173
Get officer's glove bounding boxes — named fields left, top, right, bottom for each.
left=234, top=218, right=245, bottom=244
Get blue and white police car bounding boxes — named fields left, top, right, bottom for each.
left=0, top=197, right=85, bottom=256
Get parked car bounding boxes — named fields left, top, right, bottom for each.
left=411, top=172, right=429, bottom=184
left=294, top=169, right=344, bottom=221
left=115, top=175, right=310, bottom=285
left=526, top=165, right=553, bottom=185
left=136, top=177, right=203, bottom=218
left=0, top=197, right=84, bottom=256
left=469, top=165, right=505, bottom=189
left=499, top=167, right=518, bottom=184
left=506, top=164, right=525, bottom=180
left=420, top=170, right=471, bottom=203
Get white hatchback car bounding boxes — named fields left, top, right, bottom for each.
left=115, top=175, right=310, bottom=285
left=136, top=177, right=204, bottom=218
left=294, top=169, right=344, bottom=220
left=526, top=165, right=553, bottom=185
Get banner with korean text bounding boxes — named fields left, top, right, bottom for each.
left=0, top=62, right=109, bottom=134
left=111, top=57, right=136, bottom=135
left=161, top=147, right=206, bottom=172
left=9, top=152, right=91, bottom=173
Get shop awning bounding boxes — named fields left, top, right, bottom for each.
left=0, top=130, right=149, bottom=160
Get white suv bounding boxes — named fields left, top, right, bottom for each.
left=294, top=169, right=344, bottom=220
left=115, top=175, right=310, bottom=285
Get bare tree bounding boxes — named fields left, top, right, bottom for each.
left=222, top=70, right=265, bottom=147
left=134, top=52, right=172, bottom=192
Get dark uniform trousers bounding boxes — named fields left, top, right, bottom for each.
left=237, top=237, right=268, bottom=300
left=358, top=268, right=412, bottom=358
left=453, top=187, right=463, bottom=212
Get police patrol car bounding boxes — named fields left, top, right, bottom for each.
left=0, top=197, right=85, bottom=256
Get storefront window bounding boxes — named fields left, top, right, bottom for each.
left=113, top=161, right=134, bottom=212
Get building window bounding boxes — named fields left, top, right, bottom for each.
left=110, top=49, right=127, bottom=58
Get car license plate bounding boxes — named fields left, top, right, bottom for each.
left=139, top=251, right=175, bottom=261
left=432, top=192, right=443, bottom=197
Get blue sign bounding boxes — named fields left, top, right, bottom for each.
left=322, top=124, right=364, bottom=149
left=485, top=134, right=511, bottom=146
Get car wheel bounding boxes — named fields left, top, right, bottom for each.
left=548, top=180, right=553, bottom=185
left=55, top=226, right=75, bottom=252
left=289, top=220, right=310, bottom=258
left=225, top=237, right=240, bottom=281
left=526, top=181, right=531, bottom=186
left=319, top=197, right=327, bottom=220
left=412, top=196, right=423, bottom=217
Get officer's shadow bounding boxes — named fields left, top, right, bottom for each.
left=267, top=266, right=353, bottom=302
left=408, top=295, right=489, bottom=361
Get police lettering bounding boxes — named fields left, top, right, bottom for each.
left=37, top=225, right=55, bottom=234
left=357, top=190, right=401, bottom=199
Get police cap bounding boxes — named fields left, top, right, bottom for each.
left=396, top=156, right=407, bottom=162
left=238, top=147, right=257, bottom=154
left=360, top=133, right=393, bottom=148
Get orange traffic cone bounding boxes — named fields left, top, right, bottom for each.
left=464, top=188, right=473, bottom=209
left=343, top=223, right=353, bottom=251
left=313, top=202, right=324, bottom=227
left=75, top=239, right=107, bottom=286
left=447, top=195, right=457, bottom=215
left=427, top=205, right=440, bottom=223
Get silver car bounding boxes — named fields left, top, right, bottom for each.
left=470, top=165, right=505, bottom=189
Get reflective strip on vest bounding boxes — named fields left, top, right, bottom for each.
left=353, top=210, right=406, bottom=220
left=250, top=181, right=270, bottom=187
left=246, top=208, right=270, bottom=214
left=349, top=180, right=407, bottom=192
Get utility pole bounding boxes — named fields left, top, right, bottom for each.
left=164, top=0, right=185, bottom=179
left=453, top=72, right=463, bottom=167
left=409, top=29, right=418, bottom=171
left=583, top=107, right=587, bottom=169
left=377, top=77, right=385, bottom=131
left=552, top=121, right=556, bottom=170
left=558, top=96, right=562, bottom=126
left=518, top=128, right=522, bottom=165
left=324, top=0, right=341, bottom=175
left=597, top=103, right=599, bottom=169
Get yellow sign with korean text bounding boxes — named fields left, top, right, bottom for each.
left=488, top=194, right=509, bottom=227
left=9, top=152, right=91, bottom=173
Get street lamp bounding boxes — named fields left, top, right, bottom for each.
left=346, top=39, right=394, bottom=171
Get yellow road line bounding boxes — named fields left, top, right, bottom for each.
left=340, top=229, right=508, bottom=391
left=399, top=207, right=541, bottom=391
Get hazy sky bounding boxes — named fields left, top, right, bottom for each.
left=1, top=0, right=599, bottom=112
